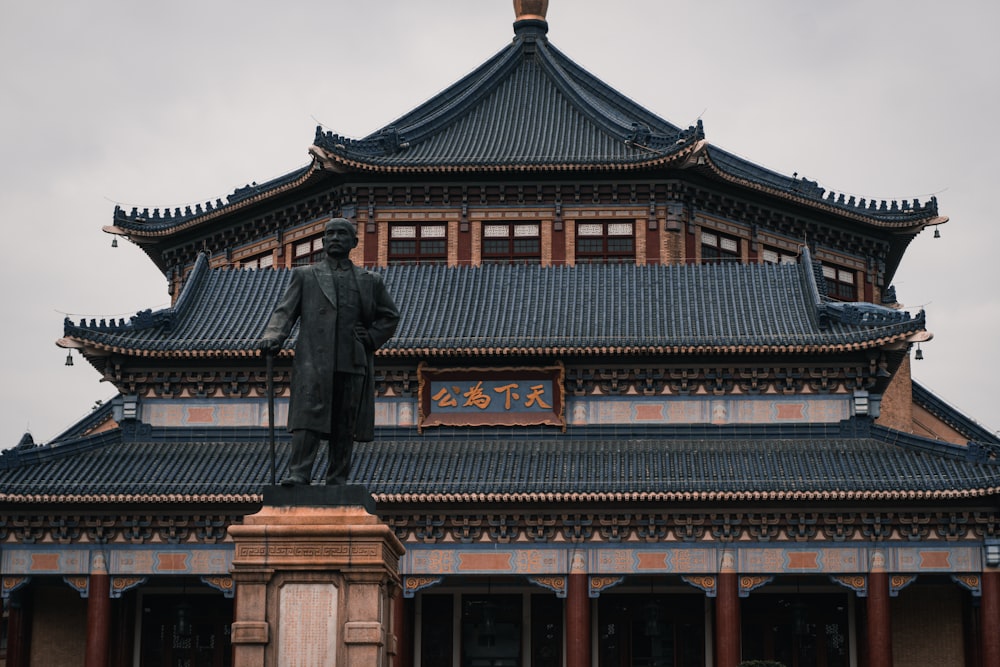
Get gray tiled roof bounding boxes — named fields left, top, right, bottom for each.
left=312, top=36, right=699, bottom=170
left=62, top=254, right=925, bottom=358
left=1, top=424, right=997, bottom=504
left=110, top=21, right=939, bottom=238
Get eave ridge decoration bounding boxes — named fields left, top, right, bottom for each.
left=802, top=247, right=926, bottom=334
left=310, top=124, right=705, bottom=174
left=697, top=146, right=943, bottom=227
left=106, top=163, right=317, bottom=235
left=60, top=252, right=210, bottom=339
left=818, top=301, right=924, bottom=329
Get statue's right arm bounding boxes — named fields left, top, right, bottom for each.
left=259, top=269, right=305, bottom=353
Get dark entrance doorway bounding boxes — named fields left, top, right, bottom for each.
left=741, top=591, right=850, bottom=667
left=597, top=592, right=706, bottom=667
left=139, top=591, right=232, bottom=667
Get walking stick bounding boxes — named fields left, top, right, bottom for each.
left=266, top=350, right=276, bottom=486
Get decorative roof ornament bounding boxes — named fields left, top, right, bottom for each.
left=514, top=0, right=548, bottom=21
left=513, top=0, right=548, bottom=36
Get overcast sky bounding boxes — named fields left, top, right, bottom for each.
left=1, top=0, right=997, bottom=448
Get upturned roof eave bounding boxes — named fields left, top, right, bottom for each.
left=699, top=146, right=944, bottom=231
left=105, top=161, right=322, bottom=240
left=308, top=134, right=706, bottom=175
left=56, top=329, right=928, bottom=364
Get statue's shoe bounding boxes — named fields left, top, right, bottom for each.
left=279, top=475, right=309, bottom=486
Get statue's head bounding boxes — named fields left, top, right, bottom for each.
left=324, top=218, right=359, bottom=259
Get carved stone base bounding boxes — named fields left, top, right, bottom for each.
left=229, top=486, right=404, bottom=667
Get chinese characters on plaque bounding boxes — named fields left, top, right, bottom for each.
left=418, top=364, right=565, bottom=430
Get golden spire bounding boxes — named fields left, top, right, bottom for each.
left=513, top=0, right=548, bottom=22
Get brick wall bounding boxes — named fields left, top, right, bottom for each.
left=911, top=403, right=969, bottom=446
left=892, top=584, right=965, bottom=667
left=875, top=354, right=914, bottom=432
left=30, top=586, right=87, bottom=667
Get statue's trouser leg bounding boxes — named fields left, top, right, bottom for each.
left=284, top=429, right=321, bottom=482
left=327, top=373, right=364, bottom=484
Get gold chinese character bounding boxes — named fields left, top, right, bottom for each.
left=432, top=387, right=458, bottom=408
left=493, top=383, right=521, bottom=410
left=524, top=384, right=551, bottom=409
left=463, top=381, right=492, bottom=409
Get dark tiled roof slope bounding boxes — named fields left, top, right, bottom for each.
left=111, top=20, right=939, bottom=239
left=312, top=33, right=701, bottom=170
left=47, top=398, right=118, bottom=443
left=1, top=423, right=998, bottom=504
left=913, top=381, right=1000, bottom=445
left=62, top=256, right=925, bottom=358
left=0, top=430, right=272, bottom=503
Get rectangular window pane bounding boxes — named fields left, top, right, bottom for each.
left=514, top=223, right=539, bottom=237
left=578, top=223, right=603, bottom=237
left=483, top=239, right=510, bottom=255
left=607, top=238, right=634, bottom=253
left=607, top=222, right=633, bottom=237
left=390, top=240, right=416, bottom=255
left=422, top=224, right=447, bottom=238
left=295, top=241, right=312, bottom=257
left=420, top=239, right=446, bottom=255
left=513, top=238, right=540, bottom=255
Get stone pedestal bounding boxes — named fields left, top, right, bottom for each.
left=229, top=485, right=405, bottom=667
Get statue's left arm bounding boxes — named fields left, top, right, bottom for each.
left=361, top=273, right=400, bottom=351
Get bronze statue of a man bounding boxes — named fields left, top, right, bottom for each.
left=259, top=218, right=399, bottom=485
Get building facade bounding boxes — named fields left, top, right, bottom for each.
left=2, top=3, right=999, bottom=667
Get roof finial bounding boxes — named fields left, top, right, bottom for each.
left=513, top=0, right=548, bottom=37
left=514, top=0, right=548, bottom=21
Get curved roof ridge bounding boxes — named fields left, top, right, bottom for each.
left=703, top=144, right=941, bottom=224
left=374, top=43, right=525, bottom=145
left=62, top=252, right=211, bottom=338
left=870, top=422, right=995, bottom=461
left=109, top=163, right=314, bottom=233
left=912, top=381, right=1000, bottom=445
left=539, top=40, right=684, bottom=139
left=314, top=42, right=524, bottom=156
left=532, top=39, right=652, bottom=142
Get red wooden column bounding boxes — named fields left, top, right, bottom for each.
left=865, top=551, right=892, bottom=667
left=5, top=587, right=32, bottom=667
left=715, top=550, right=740, bottom=667
left=84, top=562, right=112, bottom=667
left=982, top=570, right=1000, bottom=667
left=392, top=590, right=414, bottom=667
left=566, top=550, right=591, bottom=667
